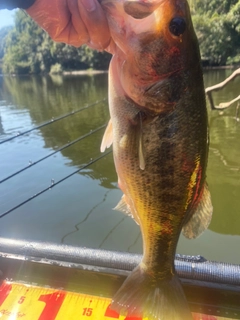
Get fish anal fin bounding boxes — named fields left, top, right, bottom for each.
left=111, top=264, right=192, bottom=319
left=100, top=119, right=113, bottom=153
left=113, top=195, right=131, bottom=215
left=183, top=183, right=213, bottom=239
left=114, top=195, right=140, bottom=225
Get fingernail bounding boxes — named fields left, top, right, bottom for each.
left=81, top=0, right=96, bottom=12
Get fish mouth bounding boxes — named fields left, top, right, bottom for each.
left=99, top=0, right=167, bottom=19
left=123, top=0, right=167, bottom=19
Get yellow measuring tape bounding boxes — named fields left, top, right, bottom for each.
left=0, top=281, right=232, bottom=320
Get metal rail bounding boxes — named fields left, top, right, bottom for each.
left=0, top=237, right=239, bottom=318
left=0, top=237, right=239, bottom=287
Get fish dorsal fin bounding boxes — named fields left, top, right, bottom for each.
left=138, top=112, right=145, bottom=170
left=100, top=119, right=113, bottom=153
left=114, top=195, right=140, bottom=225
left=182, top=183, right=213, bottom=239
left=124, top=1, right=160, bottom=19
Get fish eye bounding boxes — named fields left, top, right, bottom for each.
left=169, top=17, right=186, bottom=37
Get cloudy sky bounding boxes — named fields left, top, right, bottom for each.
left=0, top=9, right=16, bottom=29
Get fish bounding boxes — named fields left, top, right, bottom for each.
left=100, top=0, right=213, bottom=319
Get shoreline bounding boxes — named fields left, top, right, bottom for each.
left=1, top=65, right=239, bottom=77
left=62, top=70, right=108, bottom=75
left=0, top=69, right=109, bottom=77
left=203, top=65, right=240, bottom=70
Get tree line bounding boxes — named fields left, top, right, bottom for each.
left=192, top=0, right=240, bottom=66
left=1, top=0, right=240, bottom=74
left=1, top=10, right=111, bottom=74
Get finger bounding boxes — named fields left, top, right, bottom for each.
left=65, top=0, right=90, bottom=46
left=78, top=0, right=111, bottom=50
left=26, top=0, right=88, bottom=46
left=26, top=0, right=69, bottom=39
left=105, top=39, right=117, bottom=55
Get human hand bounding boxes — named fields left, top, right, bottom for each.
left=26, top=0, right=111, bottom=50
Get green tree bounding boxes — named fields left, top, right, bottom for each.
left=192, top=0, right=240, bottom=65
left=0, top=26, right=12, bottom=59
left=3, top=10, right=111, bottom=74
left=3, top=11, right=51, bottom=73
left=195, top=0, right=238, bottom=15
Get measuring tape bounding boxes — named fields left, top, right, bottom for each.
left=0, top=281, right=232, bottom=320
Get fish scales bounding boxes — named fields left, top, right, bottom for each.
left=112, top=75, right=207, bottom=271
left=100, top=0, right=213, bottom=319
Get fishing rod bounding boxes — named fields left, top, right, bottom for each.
left=0, top=99, right=107, bottom=145
left=0, top=124, right=107, bottom=184
left=0, top=150, right=112, bottom=219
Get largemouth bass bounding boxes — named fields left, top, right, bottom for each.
left=100, top=0, right=213, bottom=319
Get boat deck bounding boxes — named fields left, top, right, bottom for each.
left=0, top=238, right=239, bottom=319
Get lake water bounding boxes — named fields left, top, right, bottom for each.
left=0, top=70, right=240, bottom=264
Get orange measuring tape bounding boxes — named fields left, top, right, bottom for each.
left=0, top=281, right=231, bottom=320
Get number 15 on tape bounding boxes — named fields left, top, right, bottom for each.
left=0, top=282, right=146, bottom=320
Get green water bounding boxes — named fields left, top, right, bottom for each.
left=0, top=70, right=239, bottom=264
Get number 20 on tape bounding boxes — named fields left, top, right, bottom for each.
left=0, top=281, right=222, bottom=320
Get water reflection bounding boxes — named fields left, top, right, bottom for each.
left=61, top=189, right=111, bottom=244
left=0, top=115, right=4, bottom=135
left=204, top=70, right=240, bottom=237
left=1, top=74, right=117, bottom=189
left=207, top=112, right=240, bottom=235
left=0, top=70, right=240, bottom=262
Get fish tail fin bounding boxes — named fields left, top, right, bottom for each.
left=111, top=263, right=193, bottom=320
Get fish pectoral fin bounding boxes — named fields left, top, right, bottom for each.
left=100, top=118, right=113, bottom=152
left=124, top=1, right=160, bottom=19
left=182, top=183, right=213, bottom=239
left=138, top=111, right=146, bottom=170
left=138, top=129, right=145, bottom=170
